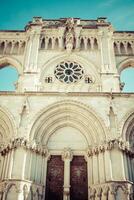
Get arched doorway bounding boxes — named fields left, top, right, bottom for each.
left=29, top=100, right=107, bottom=200
left=46, top=126, right=88, bottom=200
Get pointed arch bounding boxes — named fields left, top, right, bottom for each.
left=0, top=106, right=17, bottom=143
left=28, top=100, right=108, bottom=146
left=5, top=183, right=18, bottom=200
left=117, top=57, right=134, bottom=74
left=0, top=56, right=22, bottom=75
left=119, top=109, right=134, bottom=141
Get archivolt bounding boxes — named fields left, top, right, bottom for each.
left=117, top=57, right=134, bottom=74
left=0, top=106, right=17, bottom=143
left=119, top=109, right=134, bottom=140
left=0, top=56, right=23, bottom=75
left=29, top=100, right=108, bottom=145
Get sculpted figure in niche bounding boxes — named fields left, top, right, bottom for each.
left=65, top=18, right=75, bottom=52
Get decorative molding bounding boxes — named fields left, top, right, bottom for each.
left=86, top=138, right=133, bottom=157
left=1, top=137, right=134, bottom=157
left=90, top=181, right=133, bottom=199
left=0, top=138, right=49, bottom=157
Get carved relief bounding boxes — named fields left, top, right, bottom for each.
left=62, top=148, right=73, bottom=161
left=64, top=18, right=76, bottom=52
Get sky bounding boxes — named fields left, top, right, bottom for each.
left=0, top=0, right=134, bottom=30
left=0, top=0, right=134, bottom=91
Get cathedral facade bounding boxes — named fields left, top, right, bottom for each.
left=0, top=17, right=134, bottom=200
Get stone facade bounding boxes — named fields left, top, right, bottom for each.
left=0, top=17, right=134, bottom=200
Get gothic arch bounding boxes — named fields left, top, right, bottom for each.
left=119, top=109, right=134, bottom=141
left=40, top=53, right=100, bottom=84
left=0, top=56, right=23, bottom=75
left=29, top=100, right=108, bottom=145
left=117, top=57, right=134, bottom=74
left=0, top=106, right=17, bottom=143
left=5, top=183, right=18, bottom=200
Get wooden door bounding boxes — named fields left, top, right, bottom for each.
left=70, top=156, right=88, bottom=200
left=45, top=156, right=64, bottom=200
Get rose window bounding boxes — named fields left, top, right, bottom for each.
left=54, top=61, right=84, bottom=83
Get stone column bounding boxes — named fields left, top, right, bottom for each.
left=90, top=38, right=94, bottom=50
left=62, top=148, right=73, bottom=200
left=75, top=27, right=82, bottom=50
left=0, top=155, right=4, bottom=179
left=58, top=27, right=65, bottom=50
left=125, top=191, right=131, bottom=200
left=3, top=41, right=7, bottom=54
left=95, top=187, right=102, bottom=200
left=8, top=149, right=14, bottom=179
left=90, top=188, right=96, bottom=200
left=1, top=154, right=7, bottom=180
left=116, top=42, right=121, bottom=54
left=59, top=37, right=64, bottom=49
left=44, top=37, right=48, bottom=50
left=75, top=36, right=80, bottom=49
left=124, top=185, right=132, bottom=200
left=98, top=151, right=105, bottom=183
left=85, top=149, right=93, bottom=186
left=26, top=150, right=32, bottom=180
left=101, top=193, right=107, bottom=200
left=5, top=151, right=11, bottom=179
left=10, top=41, right=15, bottom=54
left=123, top=42, right=128, bottom=54
left=41, top=148, right=50, bottom=200
left=92, top=153, right=99, bottom=184
left=109, top=186, right=115, bottom=200
left=84, top=38, right=87, bottom=50
left=104, top=145, right=113, bottom=181
left=109, top=191, right=115, bottom=200
left=101, top=186, right=109, bottom=200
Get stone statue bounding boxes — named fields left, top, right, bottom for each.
left=65, top=18, right=75, bottom=52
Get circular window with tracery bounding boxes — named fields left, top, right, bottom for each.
left=54, top=61, right=84, bottom=83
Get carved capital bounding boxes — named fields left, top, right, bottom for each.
left=62, top=148, right=73, bottom=161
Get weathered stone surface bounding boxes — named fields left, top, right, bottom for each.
left=0, top=17, right=134, bottom=200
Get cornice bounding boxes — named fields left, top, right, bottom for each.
left=0, top=91, right=134, bottom=97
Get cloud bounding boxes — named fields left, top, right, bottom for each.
left=98, top=0, right=116, bottom=7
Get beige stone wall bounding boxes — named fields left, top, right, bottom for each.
left=0, top=17, right=134, bottom=199
left=0, top=93, right=134, bottom=199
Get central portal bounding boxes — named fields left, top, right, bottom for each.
left=46, top=126, right=88, bottom=200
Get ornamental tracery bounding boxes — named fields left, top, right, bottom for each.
left=54, top=61, right=84, bottom=83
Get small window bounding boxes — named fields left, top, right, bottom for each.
left=85, top=76, right=93, bottom=84
left=44, top=77, right=53, bottom=83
